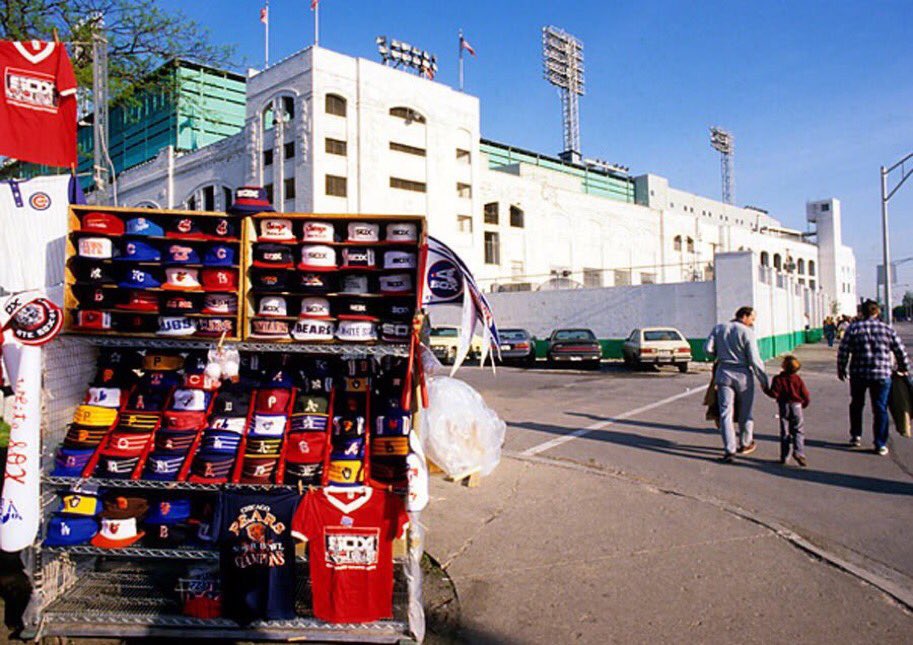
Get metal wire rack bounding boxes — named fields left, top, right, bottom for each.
left=44, top=545, right=219, bottom=560
left=43, top=475, right=293, bottom=492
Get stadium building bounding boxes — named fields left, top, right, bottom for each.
left=90, top=45, right=856, bottom=315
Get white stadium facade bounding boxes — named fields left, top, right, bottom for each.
left=112, top=45, right=858, bottom=316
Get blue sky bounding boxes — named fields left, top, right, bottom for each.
left=161, top=0, right=913, bottom=298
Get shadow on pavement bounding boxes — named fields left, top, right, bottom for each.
left=512, top=420, right=913, bottom=496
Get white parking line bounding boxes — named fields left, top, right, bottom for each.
left=519, top=387, right=704, bottom=457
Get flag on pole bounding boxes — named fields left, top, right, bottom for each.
left=311, top=0, right=320, bottom=9
left=260, top=5, right=268, bottom=23
left=460, top=36, right=476, bottom=56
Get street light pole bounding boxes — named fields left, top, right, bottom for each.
left=880, top=152, right=913, bottom=326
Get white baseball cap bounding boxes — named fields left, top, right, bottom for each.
left=335, top=320, right=377, bottom=342
left=172, top=388, right=209, bottom=411
left=259, top=218, right=295, bottom=241
left=291, top=319, right=335, bottom=341
left=302, top=221, right=335, bottom=243
left=163, top=267, right=203, bottom=291
left=385, top=222, right=418, bottom=242
left=299, top=297, right=331, bottom=319
left=383, top=250, right=417, bottom=269
left=347, top=222, right=379, bottom=242
left=78, top=237, right=113, bottom=259
left=202, top=293, right=238, bottom=315
left=299, top=245, right=337, bottom=271
left=258, top=296, right=287, bottom=318
left=341, top=247, right=376, bottom=269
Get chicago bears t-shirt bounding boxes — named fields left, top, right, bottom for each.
left=292, top=487, right=408, bottom=623
left=213, top=489, right=299, bottom=624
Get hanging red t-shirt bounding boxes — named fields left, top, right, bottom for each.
left=0, top=41, right=77, bottom=167
left=292, top=487, right=408, bottom=623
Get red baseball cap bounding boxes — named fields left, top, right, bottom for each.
left=116, top=290, right=160, bottom=312
left=285, top=432, right=327, bottom=464
left=201, top=268, right=238, bottom=292
left=81, top=211, right=125, bottom=235
left=254, top=389, right=291, bottom=414
left=163, top=410, right=208, bottom=431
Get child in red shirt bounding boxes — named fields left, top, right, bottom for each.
left=765, top=355, right=811, bottom=467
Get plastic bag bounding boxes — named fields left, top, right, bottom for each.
left=421, top=374, right=506, bottom=479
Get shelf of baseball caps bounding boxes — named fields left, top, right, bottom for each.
left=244, top=213, right=423, bottom=344
left=65, top=205, right=245, bottom=341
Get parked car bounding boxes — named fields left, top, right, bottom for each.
left=496, top=328, right=537, bottom=365
left=429, top=325, right=483, bottom=364
left=546, top=328, right=602, bottom=369
left=622, top=327, right=691, bottom=372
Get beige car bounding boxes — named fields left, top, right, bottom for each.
left=429, top=326, right=483, bottom=364
left=622, top=327, right=692, bottom=373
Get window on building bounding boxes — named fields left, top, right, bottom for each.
left=810, top=279, right=816, bottom=289
left=390, top=177, right=426, bottom=193
left=484, top=231, right=500, bottom=265
left=760, top=251, right=769, bottom=266
left=325, top=94, right=347, bottom=117
left=325, top=175, right=347, bottom=197
left=797, top=259, right=805, bottom=274
left=389, top=141, right=426, bottom=156
left=456, top=182, right=472, bottom=198
left=673, top=235, right=682, bottom=251
left=264, top=149, right=273, bottom=166
left=280, top=96, right=295, bottom=121
left=326, top=138, right=347, bottom=156
left=389, top=106, right=425, bottom=123
left=262, top=104, right=275, bottom=131
left=509, top=205, right=524, bottom=228
left=457, top=215, right=473, bottom=233
left=798, top=278, right=806, bottom=286
left=821, top=203, right=830, bottom=212
left=640, top=272, right=657, bottom=284
left=614, top=270, right=631, bottom=286
left=456, top=148, right=471, bottom=164
left=809, top=260, right=816, bottom=276
left=284, top=141, right=295, bottom=159
left=264, top=183, right=274, bottom=203
left=222, top=187, right=232, bottom=210
left=686, top=237, right=694, bottom=253
left=484, top=202, right=499, bottom=224
left=284, top=177, right=296, bottom=200
left=583, top=268, right=602, bottom=288
left=773, top=253, right=782, bottom=270
left=186, top=195, right=197, bottom=211
left=203, top=185, right=215, bottom=211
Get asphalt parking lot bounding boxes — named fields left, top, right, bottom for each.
left=423, top=327, right=913, bottom=643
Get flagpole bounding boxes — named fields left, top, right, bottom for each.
left=264, top=0, right=270, bottom=67
left=314, top=2, right=319, bottom=46
left=458, top=29, right=464, bottom=91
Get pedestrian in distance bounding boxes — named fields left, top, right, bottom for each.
left=764, top=355, right=811, bottom=467
left=704, top=306, right=770, bottom=463
left=837, top=316, right=850, bottom=340
left=823, top=317, right=837, bottom=347
left=837, top=300, right=910, bottom=455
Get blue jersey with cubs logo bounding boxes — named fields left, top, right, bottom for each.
left=213, top=489, right=299, bottom=623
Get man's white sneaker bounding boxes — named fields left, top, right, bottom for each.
left=877, top=446, right=889, bottom=456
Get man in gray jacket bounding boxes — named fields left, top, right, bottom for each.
left=705, top=306, right=770, bottom=462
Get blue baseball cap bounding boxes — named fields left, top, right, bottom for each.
left=125, top=217, right=164, bottom=237
left=143, top=453, right=184, bottom=481
left=203, top=244, right=236, bottom=266
left=190, top=451, right=235, bottom=479
left=145, top=498, right=192, bottom=524
left=116, top=240, right=161, bottom=262
left=51, top=447, right=95, bottom=477
left=44, top=514, right=98, bottom=546
left=164, top=243, right=201, bottom=265
left=201, top=431, right=241, bottom=453
left=118, top=267, right=161, bottom=289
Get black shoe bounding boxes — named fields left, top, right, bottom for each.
left=849, top=437, right=861, bottom=447
left=794, top=454, right=807, bottom=467
left=720, top=453, right=735, bottom=464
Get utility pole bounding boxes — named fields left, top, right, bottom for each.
left=880, top=152, right=913, bottom=325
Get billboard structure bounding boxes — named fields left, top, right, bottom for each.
left=542, top=26, right=584, bottom=164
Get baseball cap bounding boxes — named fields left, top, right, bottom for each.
left=125, top=216, right=164, bottom=237
left=379, top=273, right=413, bottom=294
left=249, top=319, right=289, bottom=339
left=301, top=221, right=335, bottom=243
left=212, top=388, right=251, bottom=417
left=202, top=293, right=237, bottom=315
left=144, top=522, right=191, bottom=548
left=102, top=496, right=150, bottom=520
left=383, top=250, right=417, bottom=270
left=253, top=244, right=294, bottom=268
left=385, top=222, right=418, bottom=243
left=142, top=352, right=183, bottom=371
left=117, top=314, right=159, bottom=335
left=115, top=240, right=161, bottom=263
left=385, top=300, right=414, bottom=321
left=205, top=217, right=239, bottom=241
left=116, top=290, right=160, bottom=312
left=163, top=267, right=203, bottom=291
left=340, top=247, right=376, bottom=270
left=206, top=415, right=246, bottom=433
left=375, top=412, right=412, bottom=437
left=163, top=410, right=208, bottom=431
left=154, top=430, right=197, bottom=452
left=74, top=310, right=112, bottom=331
left=95, top=455, right=141, bottom=479
left=346, top=222, right=380, bottom=242
left=77, top=236, right=113, bottom=259
left=326, top=459, right=365, bottom=486
left=160, top=294, right=198, bottom=315
left=245, top=437, right=282, bottom=457
left=196, top=317, right=236, bottom=338
left=285, top=432, right=327, bottom=464
left=340, top=274, right=369, bottom=295
left=291, top=319, right=334, bottom=342
left=293, top=392, right=329, bottom=415
left=118, top=267, right=161, bottom=289
left=63, top=424, right=108, bottom=447
left=201, top=268, right=238, bottom=292
left=166, top=217, right=207, bottom=239
left=332, top=435, right=366, bottom=460
left=298, top=272, right=335, bottom=294
left=298, top=245, right=337, bottom=271
left=250, top=269, right=288, bottom=292
left=124, top=390, right=166, bottom=414
left=203, top=244, right=236, bottom=266
left=258, top=218, right=295, bottom=241
left=144, top=452, right=185, bottom=481
left=371, top=435, right=409, bottom=457
left=336, top=299, right=378, bottom=321
left=380, top=321, right=411, bottom=343
left=58, top=491, right=102, bottom=516
left=164, top=243, right=201, bottom=265
left=51, top=447, right=94, bottom=477
left=91, top=517, right=145, bottom=548
left=85, top=386, right=123, bottom=409
left=227, top=186, right=274, bottom=215
left=299, top=297, right=332, bottom=319
left=258, top=296, right=287, bottom=318
left=239, top=456, right=278, bottom=484
left=118, top=412, right=161, bottom=431
left=200, top=431, right=241, bottom=453
left=72, top=260, right=116, bottom=285
left=171, top=389, right=211, bottom=412
left=332, top=414, right=365, bottom=437
left=283, top=462, right=323, bottom=486
left=73, top=404, right=118, bottom=428
left=146, top=498, right=192, bottom=524
left=105, top=430, right=154, bottom=453
left=157, top=316, right=197, bottom=336
left=44, top=515, right=98, bottom=547
left=290, top=411, right=330, bottom=433
left=81, top=211, right=124, bottom=235
left=249, top=414, right=287, bottom=437
left=190, top=451, right=235, bottom=481
left=370, top=456, right=409, bottom=486
left=255, top=389, right=291, bottom=414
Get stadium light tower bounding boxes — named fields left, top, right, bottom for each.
left=710, top=126, right=734, bottom=205
left=376, top=36, right=438, bottom=79
left=542, top=26, right=584, bottom=164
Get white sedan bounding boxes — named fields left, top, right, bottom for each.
left=622, top=327, right=692, bottom=373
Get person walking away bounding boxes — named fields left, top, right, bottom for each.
left=765, top=355, right=810, bottom=467
left=705, top=306, right=770, bottom=462
left=837, top=316, right=850, bottom=340
left=823, top=317, right=837, bottom=347
left=837, top=300, right=910, bottom=455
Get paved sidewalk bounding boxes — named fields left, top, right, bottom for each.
left=423, top=456, right=913, bottom=644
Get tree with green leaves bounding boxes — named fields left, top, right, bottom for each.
left=0, top=0, right=236, bottom=105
